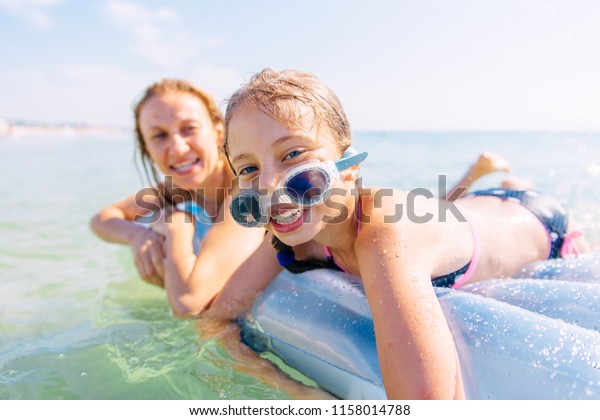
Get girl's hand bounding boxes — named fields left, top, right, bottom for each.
left=130, top=227, right=165, bottom=287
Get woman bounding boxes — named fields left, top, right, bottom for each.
left=90, top=79, right=272, bottom=318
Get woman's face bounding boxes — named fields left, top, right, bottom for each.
left=227, top=103, right=351, bottom=246
left=139, top=92, right=223, bottom=190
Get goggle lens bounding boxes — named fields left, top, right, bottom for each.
left=230, top=193, right=262, bottom=227
left=230, top=164, right=341, bottom=227
left=285, top=168, right=329, bottom=204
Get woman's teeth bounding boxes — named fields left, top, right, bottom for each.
left=171, top=158, right=199, bottom=171
left=272, top=208, right=302, bottom=225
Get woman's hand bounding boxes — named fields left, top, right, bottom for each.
left=130, top=227, right=166, bottom=287
left=90, top=191, right=167, bottom=287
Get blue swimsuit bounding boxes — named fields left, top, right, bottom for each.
left=431, top=189, right=573, bottom=287
left=466, top=189, right=570, bottom=259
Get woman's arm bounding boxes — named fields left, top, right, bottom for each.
left=355, top=193, right=464, bottom=399
left=90, top=192, right=166, bottom=287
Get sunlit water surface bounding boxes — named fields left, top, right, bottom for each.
left=1, top=132, right=599, bottom=399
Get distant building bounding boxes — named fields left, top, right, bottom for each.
left=0, top=118, right=9, bottom=135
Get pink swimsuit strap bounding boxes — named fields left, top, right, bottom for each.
left=323, top=198, right=362, bottom=274
left=451, top=210, right=481, bottom=289
left=323, top=199, right=482, bottom=286
left=560, top=231, right=582, bottom=258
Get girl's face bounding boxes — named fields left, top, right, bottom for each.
left=227, top=103, right=352, bottom=246
left=139, top=93, right=223, bottom=190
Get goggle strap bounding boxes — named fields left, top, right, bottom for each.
left=334, top=148, right=368, bottom=171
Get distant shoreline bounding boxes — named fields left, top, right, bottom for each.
left=0, top=119, right=128, bottom=138
left=1, top=118, right=598, bottom=139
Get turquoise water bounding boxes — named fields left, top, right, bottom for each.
left=1, top=132, right=599, bottom=399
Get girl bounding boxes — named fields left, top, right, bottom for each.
left=210, top=68, right=589, bottom=399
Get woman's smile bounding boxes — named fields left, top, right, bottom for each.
left=169, top=157, right=202, bottom=176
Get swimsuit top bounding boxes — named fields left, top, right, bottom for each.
left=274, top=198, right=481, bottom=289
left=180, top=201, right=213, bottom=253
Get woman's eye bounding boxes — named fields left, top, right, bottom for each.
left=284, top=150, right=302, bottom=160
left=182, top=125, right=198, bottom=134
left=151, top=132, right=167, bottom=141
left=238, top=166, right=258, bottom=176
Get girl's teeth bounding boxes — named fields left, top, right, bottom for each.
left=272, top=209, right=302, bottom=225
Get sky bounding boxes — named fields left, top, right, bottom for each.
left=0, top=0, right=599, bottom=131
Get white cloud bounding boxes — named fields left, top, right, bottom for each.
left=105, top=0, right=203, bottom=70
left=186, top=62, right=246, bottom=109
left=0, top=65, right=147, bottom=127
left=0, top=61, right=247, bottom=127
left=202, top=36, right=226, bottom=47
left=101, top=0, right=243, bottom=114
left=0, top=0, right=66, bottom=28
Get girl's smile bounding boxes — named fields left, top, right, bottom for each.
left=270, top=207, right=308, bottom=233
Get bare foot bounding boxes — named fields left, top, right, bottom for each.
left=470, top=152, right=510, bottom=179
left=446, top=152, right=512, bottom=200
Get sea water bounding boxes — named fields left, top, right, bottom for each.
left=1, top=131, right=599, bottom=399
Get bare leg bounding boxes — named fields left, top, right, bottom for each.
left=500, top=176, right=534, bottom=190
left=445, top=152, right=510, bottom=201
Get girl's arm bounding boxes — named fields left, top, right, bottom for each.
left=355, top=194, right=464, bottom=400
left=162, top=195, right=279, bottom=318
left=206, top=231, right=283, bottom=320
left=90, top=192, right=166, bottom=287
left=195, top=235, right=333, bottom=399
left=195, top=317, right=334, bottom=399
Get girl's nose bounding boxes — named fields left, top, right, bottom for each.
left=257, top=168, right=280, bottom=193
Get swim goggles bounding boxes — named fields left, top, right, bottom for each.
left=230, top=147, right=368, bottom=227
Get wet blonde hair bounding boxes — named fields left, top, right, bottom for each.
left=133, top=79, right=224, bottom=185
left=224, top=69, right=351, bottom=156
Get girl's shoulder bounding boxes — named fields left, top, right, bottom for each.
left=359, top=185, right=406, bottom=207
left=359, top=186, right=446, bottom=223
left=355, top=187, right=457, bottom=271
left=356, top=187, right=409, bottom=244
left=356, top=186, right=448, bottom=245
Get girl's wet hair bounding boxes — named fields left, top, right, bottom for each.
left=224, top=68, right=351, bottom=156
left=133, top=79, right=223, bottom=187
